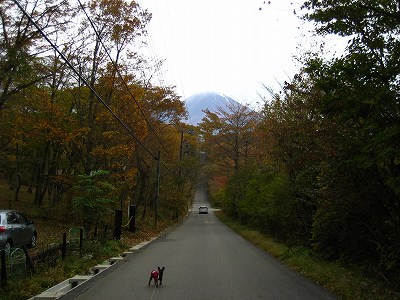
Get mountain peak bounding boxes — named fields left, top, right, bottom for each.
left=184, top=91, right=240, bottom=125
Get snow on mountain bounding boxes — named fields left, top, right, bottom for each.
left=184, top=91, right=240, bottom=125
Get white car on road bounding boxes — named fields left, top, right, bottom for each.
left=199, top=206, right=208, bottom=214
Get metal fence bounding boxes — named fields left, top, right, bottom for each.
left=0, top=225, right=111, bottom=287
left=0, top=207, right=133, bottom=287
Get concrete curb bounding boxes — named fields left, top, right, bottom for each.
left=29, top=236, right=160, bottom=300
left=29, top=208, right=191, bottom=299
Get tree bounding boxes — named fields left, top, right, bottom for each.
left=129, top=85, right=187, bottom=220
left=0, top=0, right=191, bottom=237
left=0, top=0, right=71, bottom=109
left=301, top=0, right=400, bottom=271
left=257, top=73, right=333, bottom=242
left=76, top=0, right=151, bottom=174
left=72, top=170, right=115, bottom=235
left=200, top=102, right=259, bottom=174
left=199, top=101, right=259, bottom=217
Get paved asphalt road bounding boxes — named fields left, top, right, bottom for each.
left=61, top=184, right=337, bottom=300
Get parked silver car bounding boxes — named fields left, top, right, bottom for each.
left=0, top=210, right=37, bottom=252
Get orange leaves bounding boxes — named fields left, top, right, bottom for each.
left=101, top=130, right=120, bottom=140
left=34, top=119, right=64, bottom=142
left=87, top=0, right=151, bottom=50
left=92, top=142, right=132, bottom=170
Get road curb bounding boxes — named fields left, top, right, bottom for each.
left=29, top=233, right=164, bottom=299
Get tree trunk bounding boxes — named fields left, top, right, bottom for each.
left=34, top=145, right=50, bottom=206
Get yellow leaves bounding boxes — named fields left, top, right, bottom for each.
left=34, top=120, right=66, bottom=142
left=124, top=167, right=137, bottom=179
left=102, top=130, right=120, bottom=139
left=91, top=143, right=138, bottom=185
left=92, top=144, right=131, bottom=163
left=91, top=145, right=105, bottom=157
left=10, top=136, right=24, bottom=147
left=109, top=144, right=130, bottom=156
left=110, top=166, right=137, bottom=186
left=49, top=173, right=73, bottom=186
left=33, top=119, right=84, bottom=146
left=95, top=110, right=110, bottom=123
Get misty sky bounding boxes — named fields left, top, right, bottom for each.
left=139, top=0, right=336, bottom=107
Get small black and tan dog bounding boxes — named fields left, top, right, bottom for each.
left=148, top=266, right=165, bottom=287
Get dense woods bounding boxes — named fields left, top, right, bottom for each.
left=0, top=0, right=198, bottom=230
left=1, top=0, right=399, bottom=291
left=200, top=0, right=400, bottom=283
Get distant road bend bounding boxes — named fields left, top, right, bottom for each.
left=61, top=183, right=337, bottom=300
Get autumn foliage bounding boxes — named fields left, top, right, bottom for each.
left=0, top=0, right=198, bottom=231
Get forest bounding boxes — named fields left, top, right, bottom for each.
left=0, top=0, right=399, bottom=288
left=0, top=0, right=199, bottom=235
left=199, top=0, right=400, bottom=283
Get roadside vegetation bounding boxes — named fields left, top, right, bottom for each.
left=198, top=1, right=400, bottom=298
left=216, top=211, right=400, bottom=300
left=0, top=1, right=199, bottom=298
left=0, top=178, right=184, bottom=300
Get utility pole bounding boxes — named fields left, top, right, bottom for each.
left=155, top=151, right=160, bottom=227
left=179, top=129, right=183, bottom=177
left=179, top=130, right=184, bottom=162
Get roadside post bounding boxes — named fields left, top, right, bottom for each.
left=22, top=245, right=35, bottom=274
left=62, top=233, right=67, bottom=260
left=0, top=249, right=6, bottom=287
left=113, top=209, right=123, bottom=240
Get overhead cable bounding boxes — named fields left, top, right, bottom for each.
left=12, top=0, right=158, bottom=161
left=77, top=0, right=174, bottom=161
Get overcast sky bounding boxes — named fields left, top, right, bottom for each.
left=139, top=0, right=320, bottom=107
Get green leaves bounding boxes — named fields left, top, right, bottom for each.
left=72, top=170, right=115, bottom=232
left=299, top=0, right=400, bottom=272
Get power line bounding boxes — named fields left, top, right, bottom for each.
left=163, top=0, right=187, bottom=99
left=12, top=0, right=157, bottom=161
left=137, top=0, right=170, bottom=90
left=77, top=0, right=174, bottom=161
left=138, top=0, right=193, bottom=125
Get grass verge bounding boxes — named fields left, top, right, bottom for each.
left=215, top=211, right=400, bottom=300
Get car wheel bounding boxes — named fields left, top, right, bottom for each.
left=30, top=234, right=37, bottom=248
